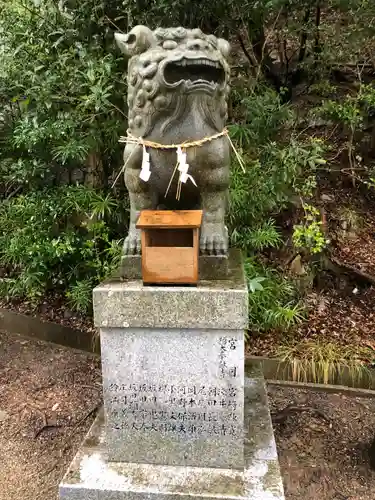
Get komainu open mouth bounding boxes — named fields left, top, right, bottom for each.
left=164, top=58, right=225, bottom=86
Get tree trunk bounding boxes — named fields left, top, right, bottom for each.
left=85, top=152, right=105, bottom=189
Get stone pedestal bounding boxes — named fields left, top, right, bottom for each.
left=59, top=365, right=284, bottom=500
left=59, top=250, right=285, bottom=500
left=94, top=250, right=247, bottom=470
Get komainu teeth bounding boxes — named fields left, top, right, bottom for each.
left=174, top=58, right=222, bottom=68
left=169, top=58, right=223, bottom=87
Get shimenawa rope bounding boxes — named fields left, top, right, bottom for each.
left=112, top=128, right=245, bottom=199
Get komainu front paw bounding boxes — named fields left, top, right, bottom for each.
left=200, top=224, right=228, bottom=256
left=123, top=230, right=141, bottom=256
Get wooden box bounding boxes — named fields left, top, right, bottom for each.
left=136, top=210, right=203, bottom=285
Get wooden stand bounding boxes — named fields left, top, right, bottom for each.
left=136, top=210, right=202, bottom=285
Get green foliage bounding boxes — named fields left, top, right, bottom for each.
left=0, top=0, right=129, bottom=311
left=337, top=206, right=364, bottom=231
left=317, top=1, right=375, bottom=70
left=0, top=0, right=373, bottom=338
left=293, top=204, right=327, bottom=255
left=315, top=83, right=375, bottom=135
left=121, top=0, right=283, bottom=33
left=308, top=82, right=337, bottom=98
left=0, top=186, right=123, bottom=311
left=245, top=258, right=305, bottom=332
left=361, top=84, right=375, bottom=111
left=66, top=279, right=95, bottom=314
left=228, top=86, right=327, bottom=331
left=0, top=0, right=127, bottom=191
left=275, top=340, right=372, bottom=385
left=140, top=0, right=373, bottom=93
left=228, top=88, right=294, bottom=149
left=228, top=87, right=326, bottom=254
left=313, top=82, right=375, bottom=187
left=317, top=98, right=363, bottom=130
left=231, top=220, right=282, bottom=251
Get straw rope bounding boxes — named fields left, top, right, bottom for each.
left=119, top=128, right=229, bottom=150
left=112, top=128, right=246, bottom=196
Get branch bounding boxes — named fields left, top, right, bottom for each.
left=325, top=255, right=375, bottom=287
left=276, top=33, right=285, bottom=66
left=34, top=423, right=61, bottom=438
left=314, top=0, right=321, bottom=56
left=283, top=39, right=289, bottom=76
left=109, top=101, right=127, bottom=118
left=6, top=185, right=22, bottom=200
left=298, top=8, right=312, bottom=63
left=18, top=1, right=57, bottom=30
left=237, top=33, right=258, bottom=70
left=272, top=404, right=330, bottom=424
left=105, top=15, right=125, bottom=34
left=347, top=126, right=356, bottom=187
left=61, top=402, right=101, bottom=452
left=254, top=8, right=283, bottom=86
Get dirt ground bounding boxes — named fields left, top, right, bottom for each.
left=269, top=385, right=375, bottom=500
left=0, top=330, right=101, bottom=500
left=247, top=180, right=375, bottom=364
left=1, top=331, right=375, bottom=500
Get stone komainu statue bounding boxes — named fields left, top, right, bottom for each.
left=115, top=26, right=231, bottom=256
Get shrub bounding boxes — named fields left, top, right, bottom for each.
left=293, top=204, right=328, bottom=255
left=0, top=0, right=127, bottom=193
left=2, top=0, right=372, bottom=334
left=245, top=257, right=305, bottom=333
left=228, top=86, right=326, bottom=253
left=312, top=83, right=375, bottom=188
left=275, top=340, right=372, bottom=385
left=0, top=185, right=124, bottom=311
left=0, top=0, right=129, bottom=311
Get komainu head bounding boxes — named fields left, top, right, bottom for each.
left=115, top=26, right=231, bottom=135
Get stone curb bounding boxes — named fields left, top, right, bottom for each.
left=0, top=307, right=98, bottom=353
